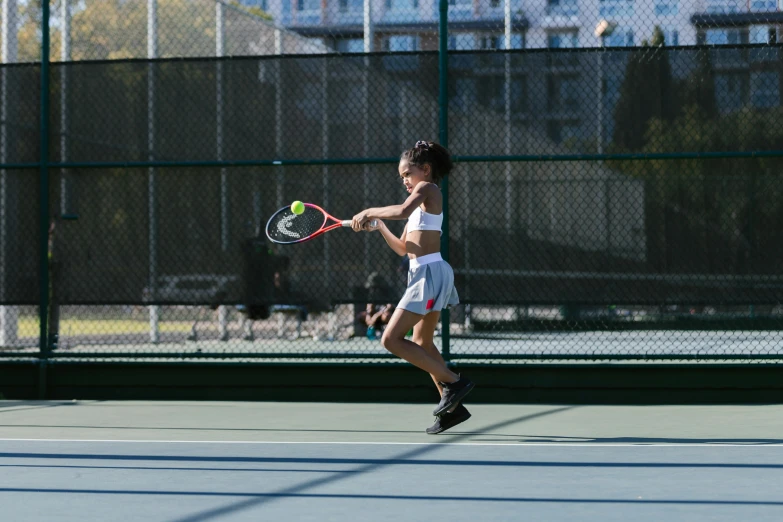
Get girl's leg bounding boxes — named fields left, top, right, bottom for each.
left=414, top=311, right=471, bottom=433
left=381, top=308, right=459, bottom=384
left=413, top=311, right=462, bottom=413
left=412, top=311, right=447, bottom=395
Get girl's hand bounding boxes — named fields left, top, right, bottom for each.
left=364, top=219, right=383, bottom=232
left=351, top=211, right=371, bottom=232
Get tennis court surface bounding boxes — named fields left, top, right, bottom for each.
left=1, top=401, right=782, bottom=521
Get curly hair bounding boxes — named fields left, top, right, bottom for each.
left=400, top=141, right=454, bottom=185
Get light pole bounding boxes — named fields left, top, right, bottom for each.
left=594, top=20, right=616, bottom=155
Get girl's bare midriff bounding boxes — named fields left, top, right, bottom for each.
left=406, top=229, right=441, bottom=258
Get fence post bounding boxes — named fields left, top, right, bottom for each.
left=60, top=0, right=70, bottom=216
left=216, top=1, right=229, bottom=340
left=148, top=0, right=159, bottom=343
left=217, top=1, right=228, bottom=253
left=274, top=29, right=284, bottom=210
left=0, top=0, right=19, bottom=348
left=38, top=0, right=52, bottom=398
left=438, top=0, right=450, bottom=362
left=504, top=0, right=512, bottom=234
left=363, top=0, right=373, bottom=278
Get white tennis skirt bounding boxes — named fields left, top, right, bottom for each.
left=398, top=253, right=460, bottom=315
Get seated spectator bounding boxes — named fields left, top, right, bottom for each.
left=238, top=255, right=308, bottom=341
left=356, top=272, right=395, bottom=339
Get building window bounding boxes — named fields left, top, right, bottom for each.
left=336, top=38, right=364, bottom=53
left=704, top=28, right=746, bottom=45
left=385, top=35, right=418, bottom=51
left=548, top=31, right=578, bottom=48
left=750, top=25, right=777, bottom=44
left=449, top=33, right=476, bottom=50
left=338, top=0, right=363, bottom=12
left=386, top=0, right=419, bottom=11
left=298, top=0, right=319, bottom=12
left=547, top=0, right=578, bottom=16
left=749, top=0, right=776, bottom=11
left=661, top=28, right=679, bottom=46
left=449, top=0, right=472, bottom=9
left=654, top=0, right=678, bottom=15
left=704, top=0, right=742, bottom=13
left=479, top=35, right=502, bottom=50
left=599, top=0, right=635, bottom=17
left=508, top=34, right=525, bottom=49
left=751, top=71, right=780, bottom=108
left=475, top=34, right=525, bottom=50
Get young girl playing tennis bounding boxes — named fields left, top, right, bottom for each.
left=351, top=140, right=474, bottom=434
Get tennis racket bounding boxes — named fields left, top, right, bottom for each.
left=265, top=203, right=377, bottom=244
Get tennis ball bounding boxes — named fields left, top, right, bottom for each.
left=290, top=201, right=305, bottom=215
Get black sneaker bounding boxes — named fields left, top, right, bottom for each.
left=426, top=404, right=471, bottom=435
left=433, top=375, right=475, bottom=416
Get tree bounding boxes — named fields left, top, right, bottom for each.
left=16, top=0, right=253, bottom=62
left=610, top=32, right=783, bottom=276
left=676, top=47, right=717, bottom=121
left=16, top=1, right=62, bottom=62
left=612, top=26, right=676, bottom=152
left=70, top=0, right=148, bottom=60
left=616, top=100, right=783, bottom=275
left=15, top=0, right=277, bottom=62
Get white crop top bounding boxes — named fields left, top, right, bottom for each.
left=407, top=207, right=443, bottom=235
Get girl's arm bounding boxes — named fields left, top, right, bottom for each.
left=351, top=183, right=437, bottom=229
left=373, top=220, right=407, bottom=257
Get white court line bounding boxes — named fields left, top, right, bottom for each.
left=0, top=438, right=781, bottom=448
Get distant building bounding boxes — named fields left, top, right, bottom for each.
left=238, top=0, right=780, bottom=144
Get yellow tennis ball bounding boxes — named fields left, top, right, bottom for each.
left=290, top=201, right=305, bottom=215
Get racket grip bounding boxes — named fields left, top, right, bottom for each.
left=342, top=219, right=379, bottom=228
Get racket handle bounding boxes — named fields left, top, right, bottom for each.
left=341, top=219, right=379, bottom=228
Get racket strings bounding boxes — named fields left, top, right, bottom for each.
left=266, top=206, right=324, bottom=243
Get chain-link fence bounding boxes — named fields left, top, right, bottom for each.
left=0, top=0, right=782, bottom=363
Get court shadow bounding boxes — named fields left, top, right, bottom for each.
left=0, top=401, right=78, bottom=414
left=11, top=405, right=783, bottom=520
left=166, top=405, right=579, bottom=522
left=0, top=406, right=579, bottom=522
left=469, top=435, right=783, bottom=445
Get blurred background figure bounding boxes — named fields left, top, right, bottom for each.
left=356, top=272, right=395, bottom=340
